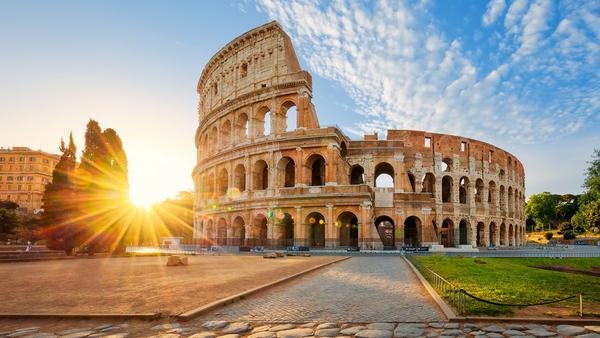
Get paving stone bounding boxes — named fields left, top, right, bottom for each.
left=508, top=325, right=526, bottom=331
left=146, top=335, right=180, bottom=338
left=222, top=323, right=252, bottom=334
left=487, top=333, right=504, bottom=338
left=464, top=324, right=479, bottom=329
left=393, top=324, right=424, bottom=337
left=98, top=335, right=128, bottom=338
left=556, top=325, right=586, bottom=336
left=316, top=324, right=338, bottom=330
left=314, top=329, right=339, bottom=337
left=188, top=332, right=217, bottom=338
left=482, top=325, right=504, bottom=333
left=248, top=332, right=277, bottom=338
left=525, top=325, right=550, bottom=331
left=201, top=322, right=228, bottom=330
left=215, top=335, right=239, bottom=338
left=585, top=327, right=600, bottom=334
left=23, top=334, right=57, bottom=338
left=93, top=325, right=114, bottom=332
left=365, top=324, right=395, bottom=331
left=276, top=329, right=314, bottom=338
left=473, top=336, right=487, bottom=338
left=59, top=331, right=95, bottom=338
left=152, top=324, right=181, bottom=331
left=270, top=325, right=297, bottom=332
left=575, top=334, right=600, bottom=338
left=252, top=326, right=272, bottom=334
left=525, top=328, right=556, bottom=337
left=470, top=331, right=486, bottom=336
left=444, top=323, right=459, bottom=329
left=8, top=331, right=41, bottom=338
left=504, top=329, right=526, bottom=336
left=428, top=323, right=445, bottom=329
left=339, top=327, right=366, bottom=336
left=17, top=328, right=41, bottom=333
left=354, top=329, right=393, bottom=338
left=439, top=329, right=463, bottom=336
left=424, top=332, right=438, bottom=338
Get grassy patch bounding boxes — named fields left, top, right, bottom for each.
left=415, top=256, right=600, bottom=316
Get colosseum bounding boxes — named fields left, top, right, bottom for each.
left=192, top=22, right=526, bottom=250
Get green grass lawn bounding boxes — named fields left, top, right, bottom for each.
left=414, top=255, right=600, bottom=316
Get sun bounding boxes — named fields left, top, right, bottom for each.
left=129, top=188, right=160, bottom=209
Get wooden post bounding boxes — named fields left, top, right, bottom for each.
left=580, top=293, right=583, bottom=318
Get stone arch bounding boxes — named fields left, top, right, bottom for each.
left=407, top=172, right=416, bottom=192
left=459, top=219, right=469, bottom=245
left=277, top=212, right=294, bottom=247
left=441, top=158, right=452, bottom=172
left=422, top=173, right=435, bottom=194
left=232, top=216, right=246, bottom=246
left=233, top=164, right=246, bottom=192
left=375, top=162, right=394, bottom=188
left=508, top=187, right=514, bottom=216
left=375, top=215, right=396, bottom=249
left=459, top=176, right=469, bottom=204
left=253, top=160, right=269, bottom=190
left=250, top=213, right=268, bottom=247
left=281, top=100, right=298, bottom=132
left=209, top=125, right=218, bottom=153
left=500, top=185, right=506, bottom=213
left=442, top=175, right=453, bottom=202
left=236, top=112, right=249, bottom=141
left=441, top=218, right=454, bottom=247
left=306, top=153, right=326, bottom=186
left=500, top=222, right=506, bottom=246
left=217, top=217, right=227, bottom=246
left=489, top=181, right=497, bottom=205
left=489, top=221, right=497, bottom=246
left=217, top=168, right=228, bottom=196
left=508, top=223, right=514, bottom=246
left=475, top=179, right=484, bottom=203
left=337, top=211, right=359, bottom=247
left=305, top=212, right=326, bottom=248
left=255, top=106, right=272, bottom=137
left=476, top=221, right=485, bottom=246
left=403, top=216, right=421, bottom=247
left=350, top=165, right=365, bottom=185
left=277, top=156, right=295, bottom=188
left=221, top=119, right=232, bottom=146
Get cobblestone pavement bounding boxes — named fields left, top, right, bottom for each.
left=2, top=320, right=600, bottom=338
left=195, top=257, right=443, bottom=323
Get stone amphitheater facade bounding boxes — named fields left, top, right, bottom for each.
left=192, top=22, right=526, bottom=250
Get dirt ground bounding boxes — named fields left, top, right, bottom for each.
left=0, top=255, right=340, bottom=315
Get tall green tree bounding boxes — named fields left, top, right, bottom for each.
left=0, top=208, right=19, bottom=234
left=41, top=134, right=79, bottom=254
left=571, top=149, right=600, bottom=232
left=525, top=192, right=559, bottom=231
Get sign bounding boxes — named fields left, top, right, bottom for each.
left=421, top=207, right=431, bottom=214
left=402, top=246, right=430, bottom=252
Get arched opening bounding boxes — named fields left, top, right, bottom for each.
left=337, top=212, right=359, bottom=247
left=508, top=224, right=514, bottom=246
left=233, top=164, right=246, bottom=193
left=476, top=222, right=485, bottom=246
left=500, top=185, right=506, bottom=213
left=442, top=176, right=453, bottom=202
left=375, top=215, right=396, bottom=249
left=282, top=101, right=297, bottom=132
left=206, top=219, right=214, bottom=243
left=500, top=223, right=506, bottom=246
left=489, top=222, right=497, bottom=246
left=221, top=120, right=232, bottom=147
left=236, top=113, right=249, bottom=141
left=209, top=126, right=218, bottom=153
left=255, top=107, right=271, bottom=137
left=251, top=214, right=268, bottom=247
left=207, top=173, right=215, bottom=198
left=277, top=212, right=294, bottom=247
left=459, top=220, right=469, bottom=245
left=306, top=154, right=326, bottom=186
left=459, top=177, right=469, bottom=204
left=422, top=173, right=435, bottom=194
left=441, top=219, right=454, bottom=247
left=499, top=169, right=505, bottom=181
left=217, top=168, right=228, bottom=197
left=403, top=216, right=421, bottom=247
left=407, top=173, right=416, bottom=192
left=508, top=187, right=514, bottom=216
left=277, top=157, right=295, bottom=188
left=240, top=63, right=248, bottom=78
left=253, top=160, right=269, bottom=190
left=217, top=218, right=227, bottom=246
left=375, top=162, right=394, bottom=188
left=441, top=158, right=452, bottom=172
left=489, top=181, right=497, bottom=206
left=306, top=212, right=325, bottom=247
left=232, top=216, right=245, bottom=246
left=350, top=165, right=365, bottom=185
left=340, top=142, right=348, bottom=158
left=475, top=179, right=484, bottom=203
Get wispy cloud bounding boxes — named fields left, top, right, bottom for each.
left=257, top=0, right=600, bottom=146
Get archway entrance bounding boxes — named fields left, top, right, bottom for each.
left=338, top=212, right=359, bottom=247
left=459, top=220, right=469, bottom=245
left=476, top=222, right=485, bottom=246
left=306, top=212, right=325, bottom=247
left=375, top=216, right=395, bottom=249
left=232, top=216, right=245, bottom=246
left=251, top=214, right=268, bottom=247
left=403, top=216, right=421, bottom=247
left=489, top=222, right=497, bottom=246
left=441, top=219, right=454, bottom=247
left=278, top=212, right=294, bottom=247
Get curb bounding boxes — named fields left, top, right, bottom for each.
left=0, top=313, right=160, bottom=320
left=402, top=256, right=455, bottom=321
left=177, top=256, right=351, bottom=321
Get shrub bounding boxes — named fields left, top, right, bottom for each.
left=544, top=232, right=553, bottom=240
left=563, top=231, right=576, bottom=240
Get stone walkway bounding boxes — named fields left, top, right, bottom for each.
left=195, top=256, right=443, bottom=323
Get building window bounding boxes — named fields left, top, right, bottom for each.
left=7, top=176, right=13, bottom=181
left=43, top=159, right=49, bottom=164
left=18, top=185, right=22, bottom=191
left=0, top=157, right=4, bottom=162
left=17, top=176, right=23, bottom=181
left=9, top=157, right=15, bottom=162
left=424, top=137, right=431, bottom=148
left=488, top=150, right=493, bottom=162
left=27, top=176, right=33, bottom=181
left=240, top=63, right=248, bottom=78
left=29, top=157, right=36, bottom=162
left=19, top=156, right=24, bottom=162
left=461, top=142, right=466, bottom=152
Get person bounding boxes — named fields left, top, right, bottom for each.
left=25, top=241, right=32, bottom=253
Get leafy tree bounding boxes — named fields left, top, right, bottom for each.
left=572, top=199, right=600, bottom=232
left=583, top=149, right=600, bottom=199
left=571, top=149, right=600, bottom=233
left=0, top=208, right=20, bottom=234
left=525, top=192, right=558, bottom=231
left=0, top=200, right=19, bottom=210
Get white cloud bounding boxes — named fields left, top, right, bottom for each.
left=483, top=0, right=506, bottom=27
left=256, top=0, right=599, bottom=148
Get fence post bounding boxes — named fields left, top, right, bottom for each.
left=580, top=293, right=583, bottom=318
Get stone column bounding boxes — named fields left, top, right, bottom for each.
left=326, top=144, right=337, bottom=186
left=294, top=206, right=304, bottom=247
left=295, top=147, right=305, bottom=187
left=326, top=204, right=335, bottom=248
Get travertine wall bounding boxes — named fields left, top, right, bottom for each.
left=192, top=22, right=526, bottom=249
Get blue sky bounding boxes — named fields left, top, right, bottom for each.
left=0, top=0, right=598, bottom=205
